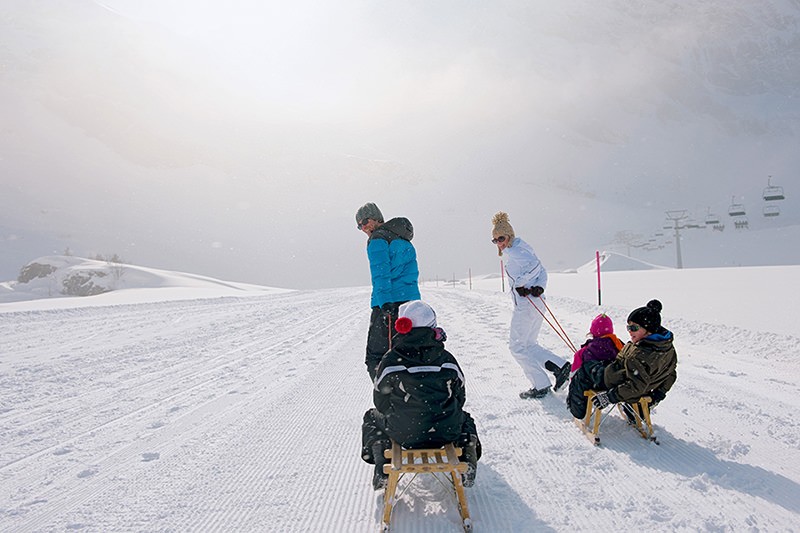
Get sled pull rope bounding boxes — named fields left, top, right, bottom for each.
left=387, top=311, right=392, bottom=351
left=526, top=296, right=577, bottom=353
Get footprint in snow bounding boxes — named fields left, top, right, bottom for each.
left=77, top=468, right=98, bottom=478
left=142, top=452, right=160, bottom=462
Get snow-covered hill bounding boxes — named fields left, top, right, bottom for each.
left=574, top=251, right=669, bottom=273
left=1, top=265, right=798, bottom=531
left=0, top=255, right=287, bottom=307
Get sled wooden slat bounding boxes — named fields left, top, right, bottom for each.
left=578, top=391, right=657, bottom=445
left=617, top=395, right=658, bottom=443
left=577, top=390, right=603, bottom=445
left=381, top=441, right=472, bottom=532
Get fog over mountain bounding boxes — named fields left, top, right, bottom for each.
left=1, top=0, right=799, bottom=288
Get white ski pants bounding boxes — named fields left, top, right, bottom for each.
left=509, top=296, right=568, bottom=390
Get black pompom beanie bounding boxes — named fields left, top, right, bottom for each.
left=627, top=299, right=663, bottom=332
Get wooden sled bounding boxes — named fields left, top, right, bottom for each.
left=576, top=391, right=658, bottom=445
left=381, top=441, right=472, bottom=532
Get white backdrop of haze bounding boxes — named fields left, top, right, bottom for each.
left=1, top=0, right=799, bottom=289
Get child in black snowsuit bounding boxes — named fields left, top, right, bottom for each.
left=360, top=300, right=482, bottom=490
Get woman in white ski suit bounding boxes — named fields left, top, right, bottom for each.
left=492, top=212, right=570, bottom=398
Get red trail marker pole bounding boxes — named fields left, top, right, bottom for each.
left=596, top=251, right=602, bottom=306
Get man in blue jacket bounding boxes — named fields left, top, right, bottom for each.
left=356, top=202, right=421, bottom=380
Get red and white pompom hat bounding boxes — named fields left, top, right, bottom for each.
left=394, top=300, right=437, bottom=334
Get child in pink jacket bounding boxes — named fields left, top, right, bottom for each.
left=571, top=314, right=624, bottom=374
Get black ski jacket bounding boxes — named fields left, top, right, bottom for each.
left=373, top=327, right=466, bottom=448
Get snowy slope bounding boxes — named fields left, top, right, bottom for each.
left=0, top=255, right=289, bottom=307
left=1, top=266, right=799, bottom=532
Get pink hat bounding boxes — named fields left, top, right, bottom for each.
left=590, top=313, right=614, bottom=337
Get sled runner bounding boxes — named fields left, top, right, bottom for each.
left=577, top=391, right=658, bottom=445
left=381, top=441, right=472, bottom=532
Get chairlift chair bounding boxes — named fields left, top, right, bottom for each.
left=704, top=207, right=720, bottom=225
left=728, top=196, right=746, bottom=217
left=763, top=205, right=780, bottom=218
left=763, top=176, right=785, bottom=202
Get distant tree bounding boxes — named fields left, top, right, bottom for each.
left=64, top=247, right=72, bottom=256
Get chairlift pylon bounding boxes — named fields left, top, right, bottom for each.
left=763, top=176, right=785, bottom=202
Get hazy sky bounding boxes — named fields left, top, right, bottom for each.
left=1, top=0, right=798, bottom=288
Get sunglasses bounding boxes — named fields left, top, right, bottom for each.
left=626, top=324, right=642, bottom=332
left=491, top=236, right=507, bottom=244
left=357, top=218, right=369, bottom=230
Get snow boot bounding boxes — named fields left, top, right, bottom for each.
left=372, top=440, right=390, bottom=491
left=460, top=434, right=479, bottom=487
left=520, top=386, right=550, bottom=399
left=553, top=361, right=572, bottom=392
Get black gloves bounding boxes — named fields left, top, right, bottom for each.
left=515, top=286, right=544, bottom=297
left=592, top=390, right=618, bottom=409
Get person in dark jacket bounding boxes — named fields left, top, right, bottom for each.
left=356, top=202, right=421, bottom=380
left=360, top=300, right=481, bottom=490
left=568, top=299, right=678, bottom=419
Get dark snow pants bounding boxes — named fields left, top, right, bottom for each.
left=360, top=408, right=482, bottom=464
left=365, top=303, right=402, bottom=380
left=567, top=360, right=609, bottom=419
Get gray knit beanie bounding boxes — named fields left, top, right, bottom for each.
left=355, top=203, right=384, bottom=224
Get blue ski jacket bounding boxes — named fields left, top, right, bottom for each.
left=367, top=217, right=420, bottom=308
